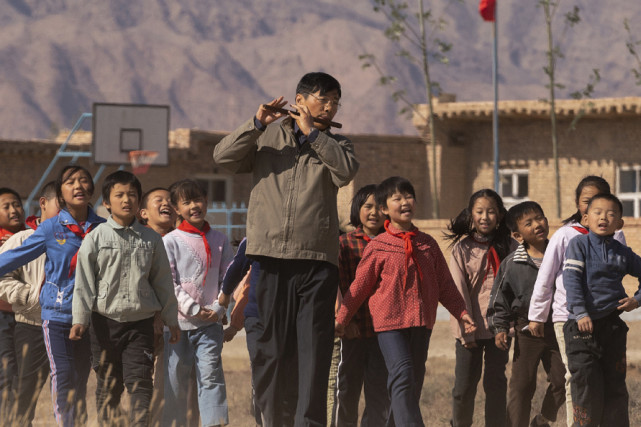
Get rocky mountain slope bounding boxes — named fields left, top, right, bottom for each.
left=0, top=0, right=639, bottom=139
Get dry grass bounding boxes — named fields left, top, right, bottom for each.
left=25, top=321, right=641, bottom=426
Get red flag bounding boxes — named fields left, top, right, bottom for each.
left=479, top=0, right=496, bottom=22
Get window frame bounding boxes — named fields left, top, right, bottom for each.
left=498, top=168, right=529, bottom=208
left=617, top=166, right=641, bottom=218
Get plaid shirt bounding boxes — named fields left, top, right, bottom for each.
left=338, top=227, right=376, bottom=338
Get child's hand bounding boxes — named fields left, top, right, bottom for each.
left=195, top=308, right=219, bottom=322
left=223, top=326, right=238, bottom=342
left=494, top=332, right=509, bottom=350
left=528, top=321, right=544, bottom=337
left=617, top=296, right=640, bottom=312
left=153, top=313, right=164, bottom=336
left=218, top=292, right=231, bottom=308
left=69, top=324, right=86, bottom=340
left=344, top=322, right=361, bottom=339
left=461, top=313, right=476, bottom=334
left=577, top=316, right=593, bottom=333
left=335, top=321, right=345, bottom=338
left=168, top=325, right=181, bottom=344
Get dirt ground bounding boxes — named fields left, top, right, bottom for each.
left=29, top=320, right=641, bottom=426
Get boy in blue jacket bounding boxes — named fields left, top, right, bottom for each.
left=563, top=193, right=641, bottom=427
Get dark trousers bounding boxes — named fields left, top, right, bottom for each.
left=12, top=322, right=50, bottom=426
left=336, top=335, right=390, bottom=427
left=377, top=327, right=432, bottom=427
left=90, top=313, right=155, bottom=427
left=507, top=323, right=565, bottom=427
left=451, top=338, right=510, bottom=427
left=564, top=313, right=629, bottom=427
left=0, top=311, right=17, bottom=418
left=245, top=316, right=263, bottom=426
left=42, top=320, right=91, bottom=427
left=253, top=258, right=338, bottom=427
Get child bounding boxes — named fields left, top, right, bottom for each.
left=0, top=165, right=105, bottom=426
left=486, top=201, right=565, bottom=427
left=0, top=182, right=58, bottom=426
left=335, top=176, right=476, bottom=426
left=528, top=176, right=625, bottom=426
left=69, top=170, right=180, bottom=426
left=445, top=189, right=515, bottom=427
left=334, top=184, right=389, bottom=426
left=162, top=179, right=234, bottom=427
left=139, top=187, right=175, bottom=235
left=0, top=187, right=25, bottom=415
left=218, top=239, right=263, bottom=426
left=562, top=193, right=641, bottom=427
left=140, top=187, right=201, bottom=427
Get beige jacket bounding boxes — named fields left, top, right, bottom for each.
left=213, top=117, right=359, bottom=266
left=0, top=229, right=43, bottom=326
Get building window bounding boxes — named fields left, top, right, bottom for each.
left=499, top=169, right=528, bottom=208
left=617, top=167, right=641, bottom=217
left=194, top=175, right=230, bottom=205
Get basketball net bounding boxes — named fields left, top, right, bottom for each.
left=128, top=150, right=159, bottom=175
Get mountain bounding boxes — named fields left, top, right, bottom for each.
left=0, top=0, right=639, bottom=140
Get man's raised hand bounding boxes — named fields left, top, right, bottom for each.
left=256, top=97, right=288, bottom=126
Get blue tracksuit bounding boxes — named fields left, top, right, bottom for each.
left=562, top=230, right=641, bottom=427
left=0, top=207, right=105, bottom=426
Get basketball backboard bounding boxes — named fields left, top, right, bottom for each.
left=92, top=103, right=170, bottom=166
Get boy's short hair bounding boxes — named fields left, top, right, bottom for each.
left=40, top=181, right=57, bottom=200
left=141, top=187, right=169, bottom=210
left=169, top=179, right=207, bottom=206
left=588, top=193, right=623, bottom=215
left=296, top=72, right=341, bottom=98
left=375, top=176, right=416, bottom=208
left=101, top=170, right=142, bottom=202
left=0, top=188, right=22, bottom=203
left=349, top=184, right=377, bottom=227
left=506, top=201, right=545, bottom=233
left=56, top=165, right=95, bottom=208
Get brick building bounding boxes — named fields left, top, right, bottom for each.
left=2, top=96, right=641, bottom=283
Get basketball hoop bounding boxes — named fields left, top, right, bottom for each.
left=128, top=150, right=159, bottom=175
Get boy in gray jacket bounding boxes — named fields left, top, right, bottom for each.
left=70, top=171, right=179, bottom=427
left=488, top=201, right=565, bottom=427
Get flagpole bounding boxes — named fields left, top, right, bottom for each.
left=492, top=7, right=499, bottom=193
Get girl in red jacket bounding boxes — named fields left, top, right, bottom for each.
left=335, top=176, right=475, bottom=426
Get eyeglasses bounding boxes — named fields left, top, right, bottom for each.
left=305, top=93, right=341, bottom=109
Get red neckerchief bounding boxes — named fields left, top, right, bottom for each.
left=0, top=223, right=25, bottom=239
left=384, top=220, right=423, bottom=287
left=66, top=222, right=97, bottom=278
left=26, top=216, right=39, bottom=230
left=178, top=220, right=212, bottom=286
left=571, top=225, right=589, bottom=235
left=471, top=234, right=501, bottom=282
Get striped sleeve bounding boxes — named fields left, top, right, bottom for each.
left=562, top=236, right=588, bottom=319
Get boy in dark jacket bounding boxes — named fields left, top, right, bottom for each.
left=563, top=193, right=641, bottom=427
left=488, top=201, right=565, bottom=427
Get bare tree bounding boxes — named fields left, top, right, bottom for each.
left=360, top=0, right=462, bottom=219
left=624, top=18, right=641, bottom=85
left=539, top=1, right=598, bottom=217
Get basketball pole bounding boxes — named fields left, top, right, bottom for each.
left=24, top=113, right=109, bottom=216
